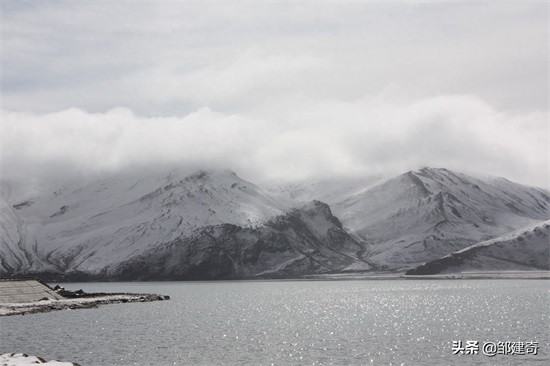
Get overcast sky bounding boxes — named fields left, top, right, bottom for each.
left=1, top=0, right=548, bottom=189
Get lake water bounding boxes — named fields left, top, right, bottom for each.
left=0, top=279, right=548, bottom=365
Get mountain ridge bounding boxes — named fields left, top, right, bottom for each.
left=270, top=167, right=549, bottom=270
left=406, top=220, right=550, bottom=275
left=1, top=167, right=548, bottom=280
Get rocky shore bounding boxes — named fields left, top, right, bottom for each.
left=0, top=286, right=170, bottom=316
left=0, top=353, right=80, bottom=365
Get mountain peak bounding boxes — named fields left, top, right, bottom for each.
left=223, top=169, right=238, bottom=176
left=1, top=166, right=548, bottom=279
left=413, top=167, right=452, bottom=178
left=184, top=169, right=242, bottom=183
left=185, top=169, right=212, bottom=182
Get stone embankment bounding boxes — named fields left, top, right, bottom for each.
left=0, top=278, right=170, bottom=316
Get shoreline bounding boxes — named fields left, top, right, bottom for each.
left=1, top=272, right=546, bottom=317
left=303, top=271, right=550, bottom=281
left=46, top=270, right=550, bottom=284
left=1, top=353, right=80, bottom=366
left=0, top=292, right=170, bottom=317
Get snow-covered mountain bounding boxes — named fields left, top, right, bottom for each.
left=270, top=167, right=549, bottom=270
left=0, top=169, right=367, bottom=280
left=406, top=220, right=550, bottom=274
left=0, top=194, right=27, bottom=273
left=0, top=167, right=548, bottom=280
left=109, top=200, right=368, bottom=280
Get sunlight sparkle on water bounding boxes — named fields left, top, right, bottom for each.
left=0, top=280, right=548, bottom=365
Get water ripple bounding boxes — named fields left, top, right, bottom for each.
left=0, top=279, right=548, bottom=365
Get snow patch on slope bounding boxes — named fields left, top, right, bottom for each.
left=270, top=167, right=550, bottom=270
left=2, top=169, right=297, bottom=274
left=406, top=220, right=550, bottom=274
left=0, top=353, right=77, bottom=365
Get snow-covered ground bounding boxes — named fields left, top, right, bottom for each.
left=0, top=353, right=78, bottom=366
left=0, top=169, right=298, bottom=275
left=406, top=220, right=550, bottom=274
left=0, top=167, right=548, bottom=278
left=0, top=293, right=169, bottom=316
left=271, top=167, right=549, bottom=269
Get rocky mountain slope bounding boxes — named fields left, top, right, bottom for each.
left=108, top=200, right=368, bottom=280
left=0, top=167, right=548, bottom=279
left=0, top=196, right=27, bottom=273
left=0, top=170, right=367, bottom=280
left=406, top=220, right=550, bottom=275
left=271, top=167, right=549, bottom=270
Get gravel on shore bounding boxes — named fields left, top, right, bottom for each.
left=0, top=292, right=170, bottom=316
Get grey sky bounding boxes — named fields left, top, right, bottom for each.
left=1, top=0, right=548, bottom=188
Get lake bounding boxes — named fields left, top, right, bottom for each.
left=0, top=279, right=548, bottom=365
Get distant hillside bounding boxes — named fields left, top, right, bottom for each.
left=271, top=167, right=549, bottom=270
left=1, top=167, right=548, bottom=280
left=406, top=220, right=550, bottom=274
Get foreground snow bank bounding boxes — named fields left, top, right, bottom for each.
left=0, top=293, right=170, bottom=316
left=0, top=353, right=79, bottom=365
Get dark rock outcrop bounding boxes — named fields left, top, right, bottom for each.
left=106, top=201, right=367, bottom=281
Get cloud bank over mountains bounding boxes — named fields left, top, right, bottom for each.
left=2, top=94, right=547, bottom=188
left=1, top=1, right=548, bottom=188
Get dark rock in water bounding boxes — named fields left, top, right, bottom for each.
left=57, top=288, right=90, bottom=298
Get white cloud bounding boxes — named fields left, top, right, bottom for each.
left=2, top=95, right=547, bottom=189
left=1, top=1, right=547, bottom=189
left=2, top=1, right=547, bottom=114
left=135, top=49, right=328, bottom=109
